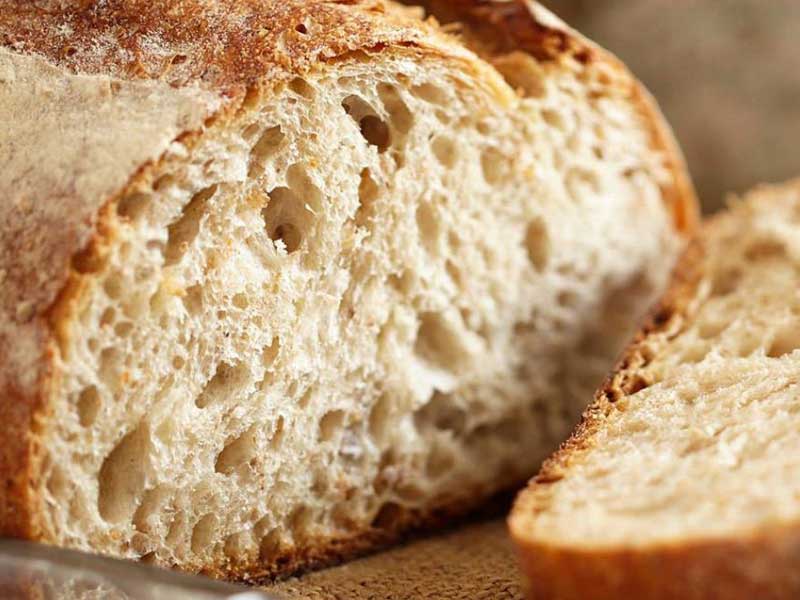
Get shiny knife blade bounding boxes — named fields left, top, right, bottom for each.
left=0, top=538, right=276, bottom=600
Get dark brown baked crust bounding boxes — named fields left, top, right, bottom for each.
left=0, top=0, right=698, bottom=581
left=511, top=218, right=800, bottom=600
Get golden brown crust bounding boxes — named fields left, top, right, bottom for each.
left=0, top=0, right=697, bottom=580
left=0, top=0, right=430, bottom=88
left=515, top=523, right=800, bottom=600
left=510, top=214, right=800, bottom=599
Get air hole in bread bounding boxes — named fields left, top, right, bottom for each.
left=681, top=342, right=708, bottom=364
left=425, top=442, right=455, bottom=478
left=711, top=267, right=742, bottom=297
left=224, top=530, right=256, bottom=559
left=103, top=273, right=124, bottom=300
left=359, top=115, right=390, bottom=153
left=288, top=77, right=315, bottom=99
left=117, top=193, right=150, bottom=221
left=541, top=109, right=565, bottom=130
left=191, top=514, right=218, bottom=555
left=480, top=147, right=509, bottom=185
left=259, top=528, right=282, bottom=561
left=248, top=125, right=285, bottom=176
left=262, top=187, right=309, bottom=255
left=524, top=217, right=550, bottom=271
left=153, top=174, right=177, bottom=192
left=270, top=416, right=285, bottom=449
left=736, top=334, right=761, bottom=358
left=98, top=424, right=150, bottom=523
left=355, top=168, right=379, bottom=226
left=342, top=95, right=390, bottom=152
left=289, top=505, right=314, bottom=540
left=311, top=470, right=329, bottom=495
left=295, top=385, right=312, bottom=409
left=183, top=284, right=203, bottom=316
left=76, top=385, right=101, bottom=427
left=232, top=293, right=249, bottom=310
left=411, top=83, right=448, bottom=105
left=241, top=122, right=261, bottom=142
left=196, top=361, right=249, bottom=409
left=164, top=184, right=217, bottom=265
left=446, top=260, right=462, bottom=286
left=697, top=317, right=728, bottom=341
left=368, top=394, right=391, bottom=443
left=767, top=323, right=800, bottom=358
left=745, top=240, right=786, bottom=261
left=319, top=409, right=345, bottom=442
left=71, top=244, right=104, bottom=274
left=261, top=338, right=280, bottom=369
left=294, top=23, right=308, bottom=35
left=100, top=307, right=116, bottom=328
left=46, top=465, right=69, bottom=499
left=165, top=513, right=187, bottom=546
left=377, top=83, right=413, bottom=134
left=414, top=391, right=466, bottom=434
left=415, top=312, right=471, bottom=371
left=432, top=136, right=457, bottom=168
left=557, top=290, right=578, bottom=309
left=371, top=501, right=403, bottom=529
left=396, top=482, right=426, bottom=502
left=216, top=426, right=258, bottom=474
left=492, top=51, right=546, bottom=98
left=416, top=202, right=439, bottom=253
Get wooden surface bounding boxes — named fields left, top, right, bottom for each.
left=267, top=520, right=524, bottom=600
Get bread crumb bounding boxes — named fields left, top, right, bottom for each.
left=16, top=300, right=35, bottom=322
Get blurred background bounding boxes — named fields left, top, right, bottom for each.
left=543, top=1, right=800, bottom=213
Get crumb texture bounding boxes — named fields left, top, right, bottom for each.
left=2, top=1, right=683, bottom=578
left=516, top=180, right=800, bottom=549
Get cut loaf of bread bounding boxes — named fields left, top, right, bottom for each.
left=510, top=179, right=800, bottom=600
left=0, top=0, right=695, bottom=580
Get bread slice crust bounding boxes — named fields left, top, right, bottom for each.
left=0, top=0, right=697, bottom=580
left=510, top=180, right=800, bottom=600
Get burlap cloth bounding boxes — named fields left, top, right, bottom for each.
left=266, top=520, right=524, bottom=600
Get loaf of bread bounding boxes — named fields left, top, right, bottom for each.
left=0, top=0, right=695, bottom=580
left=510, top=180, right=800, bottom=600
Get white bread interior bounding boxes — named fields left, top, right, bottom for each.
left=41, top=45, right=680, bottom=572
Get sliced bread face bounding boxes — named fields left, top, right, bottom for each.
left=510, top=179, right=800, bottom=600
left=0, top=0, right=695, bottom=580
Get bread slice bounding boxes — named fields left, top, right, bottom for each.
left=510, top=179, right=800, bottom=600
left=0, top=0, right=695, bottom=580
